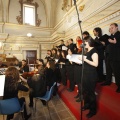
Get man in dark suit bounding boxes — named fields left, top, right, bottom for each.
left=57, top=40, right=65, bottom=50
left=68, top=38, right=77, bottom=54
left=101, top=23, right=120, bottom=93
left=93, top=27, right=105, bottom=82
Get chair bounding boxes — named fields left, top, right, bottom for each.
left=35, top=82, right=56, bottom=119
left=0, top=97, right=24, bottom=120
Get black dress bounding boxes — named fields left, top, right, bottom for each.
left=58, top=57, right=68, bottom=86
left=82, top=48, right=98, bottom=114
left=66, top=61, right=75, bottom=91
left=94, top=37, right=105, bottom=81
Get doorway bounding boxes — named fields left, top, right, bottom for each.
left=26, top=50, right=37, bottom=64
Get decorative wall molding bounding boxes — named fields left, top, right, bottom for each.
left=16, top=0, right=41, bottom=26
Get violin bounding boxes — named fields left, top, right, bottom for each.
left=21, top=71, right=38, bottom=79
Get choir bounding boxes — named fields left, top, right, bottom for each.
left=0, top=23, right=120, bottom=119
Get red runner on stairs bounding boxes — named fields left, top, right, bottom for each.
left=58, top=80, right=120, bottom=120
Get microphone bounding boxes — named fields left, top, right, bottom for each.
left=80, top=43, right=86, bottom=48
left=73, top=0, right=76, bottom=5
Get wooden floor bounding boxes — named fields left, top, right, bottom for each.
left=0, top=91, right=76, bottom=120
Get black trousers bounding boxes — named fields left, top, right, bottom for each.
left=105, top=57, right=113, bottom=83
left=60, top=67, right=67, bottom=86
left=82, top=70, right=97, bottom=114
left=97, top=59, right=105, bottom=81
left=7, top=97, right=27, bottom=120
left=67, top=66, right=75, bottom=91
left=109, top=61, right=120, bottom=86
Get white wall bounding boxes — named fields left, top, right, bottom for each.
left=54, top=0, right=67, bottom=25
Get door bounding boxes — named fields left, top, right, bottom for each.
left=26, top=50, right=37, bottom=64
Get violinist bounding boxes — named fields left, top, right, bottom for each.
left=13, top=59, right=22, bottom=68
left=19, top=60, right=29, bottom=73
left=34, top=59, right=45, bottom=72
left=28, top=65, right=47, bottom=107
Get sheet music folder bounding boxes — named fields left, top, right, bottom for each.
left=67, top=54, right=86, bottom=64
left=0, top=75, right=5, bottom=96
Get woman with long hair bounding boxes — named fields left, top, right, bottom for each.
left=45, top=60, right=56, bottom=89
left=3, top=66, right=31, bottom=120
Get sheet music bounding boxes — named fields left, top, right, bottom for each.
left=0, top=75, right=5, bottom=96
left=67, top=54, right=86, bottom=64
left=70, top=54, right=82, bottom=64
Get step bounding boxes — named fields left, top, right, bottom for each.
left=58, top=83, right=120, bottom=120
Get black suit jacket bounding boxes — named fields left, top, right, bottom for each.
left=94, top=37, right=105, bottom=60
left=108, top=31, right=120, bottom=61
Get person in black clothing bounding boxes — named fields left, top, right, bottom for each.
left=45, top=50, right=53, bottom=62
left=82, top=31, right=90, bottom=39
left=66, top=48, right=75, bottom=92
left=79, top=36, right=98, bottom=118
left=93, top=27, right=105, bottom=82
left=51, top=48, right=57, bottom=60
left=45, top=60, right=56, bottom=89
left=68, top=38, right=77, bottom=54
left=56, top=40, right=65, bottom=50
left=19, top=59, right=29, bottom=73
left=27, top=65, right=47, bottom=107
left=13, top=59, right=22, bottom=68
left=58, top=50, right=68, bottom=86
left=3, top=66, right=31, bottom=120
left=101, top=23, right=120, bottom=93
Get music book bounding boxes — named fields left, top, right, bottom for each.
left=62, top=46, right=68, bottom=50
left=0, top=75, right=5, bottom=96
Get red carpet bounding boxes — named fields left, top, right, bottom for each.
left=58, top=81, right=120, bottom=120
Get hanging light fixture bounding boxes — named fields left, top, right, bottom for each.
left=27, top=33, right=32, bottom=38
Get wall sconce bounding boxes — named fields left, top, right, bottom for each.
left=27, top=33, right=32, bottom=38
left=79, top=5, right=85, bottom=12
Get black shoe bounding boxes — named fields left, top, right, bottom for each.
left=25, top=113, right=31, bottom=120
left=101, top=82, right=111, bottom=86
left=86, top=112, right=96, bottom=118
left=74, top=94, right=79, bottom=98
left=29, top=103, right=33, bottom=107
left=81, top=105, right=89, bottom=111
left=76, top=98, right=81, bottom=102
left=116, top=87, right=120, bottom=93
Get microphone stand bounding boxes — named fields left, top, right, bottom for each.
left=73, top=0, right=85, bottom=120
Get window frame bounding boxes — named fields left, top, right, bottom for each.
left=23, top=4, right=36, bottom=26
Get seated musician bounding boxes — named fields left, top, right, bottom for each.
left=0, top=58, right=8, bottom=68
left=19, top=59, right=29, bottom=73
left=27, top=65, right=47, bottom=107
left=34, top=59, right=45, bottom=72
left=3, top=66, right=31, bottom=120
left=14, top=59, right=22, bottom=68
